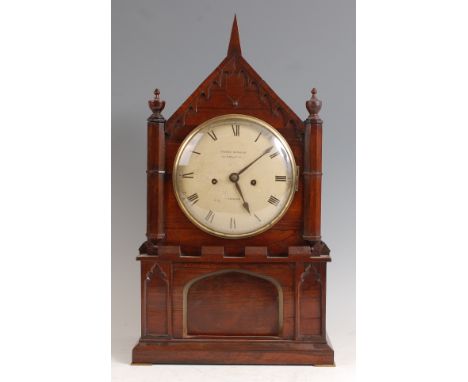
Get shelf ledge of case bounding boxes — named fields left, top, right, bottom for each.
left=288, top=246, right=331, bottom=261
left=245, top=246, right=268, bottom=258
left=136, top=245, right=181, bottom=260
left=158, top=246, right=182, bottom=256
left=201, top=246, right=224, bottom=257
left=136, top=245, right=331, bottom=262
left=288, top=246, right=312, bottom=257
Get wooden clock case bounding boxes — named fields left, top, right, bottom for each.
left=132, top=17, right=334, bottom=365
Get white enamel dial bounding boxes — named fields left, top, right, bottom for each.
left=173, top=114, right=297, bottom=238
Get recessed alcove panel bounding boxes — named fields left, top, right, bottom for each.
left=184, top=270, right=282, bottom=336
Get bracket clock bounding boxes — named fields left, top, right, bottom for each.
left=132, top=16, right=334, bottom=365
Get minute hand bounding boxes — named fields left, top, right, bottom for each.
left=237, top=146, right=273, bottom=176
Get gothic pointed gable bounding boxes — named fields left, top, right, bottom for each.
left=165, top=16, right=303, bottom=139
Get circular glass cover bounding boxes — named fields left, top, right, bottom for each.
left=173, top=114, right=297, bottom=238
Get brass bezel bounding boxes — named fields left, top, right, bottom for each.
left=172, top=114, right=297, bottom=239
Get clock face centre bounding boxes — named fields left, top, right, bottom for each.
left=229, top=173, right=239, bottom=183
left=172, top=114, right=297, bottom=239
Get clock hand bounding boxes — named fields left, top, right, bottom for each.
left=228, top=172, right=250, bottom=214
left=237, top=146, right=273, bottom=176
left=234, top=181, right=250, bottom=214
left=228, top=146, right=273, bottom=214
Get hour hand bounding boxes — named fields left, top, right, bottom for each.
left=234, top=182, right=250, bottom=214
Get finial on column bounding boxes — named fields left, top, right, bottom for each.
left=306, top=88, right=322, bottom=123
left=148, top=88, right=166, bottom=122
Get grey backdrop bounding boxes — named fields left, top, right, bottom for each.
left=112, top=0, right=355, bottom=372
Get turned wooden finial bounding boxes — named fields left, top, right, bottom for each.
left=227, top=15, right=242, bottom=56
left=306, top=88, right=322, bottom=123
left=148, top=88, right=166, bottom=122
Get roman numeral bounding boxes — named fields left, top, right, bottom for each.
left=231, top=124, right=240, bottom=136
left=275, top=175, right=286, bottom=182
left=269, top=151, right=279, bottom=159
left=187, top=193, right=199, bottom=205
left=205, top=210, right=215, bottom=223
left=268, top=195, right=280, bottom=206
left=254, top=132, right=262, bottom=142
left=207, top=130, right=217, bottom=141
left=254, top=214, right=262, bottom=222
left=230, top=217, right=236, bottom=229
left=182, top=172, right=194, bottom=179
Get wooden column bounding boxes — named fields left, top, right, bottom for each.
left=303, top=88, right=323, bottom=242
left=147, top=89, right=166, bottom=241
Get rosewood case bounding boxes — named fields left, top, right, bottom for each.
left=132, top=17, right=334, bottom=365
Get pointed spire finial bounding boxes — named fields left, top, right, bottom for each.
left=227, top=15, right=242, bottom=56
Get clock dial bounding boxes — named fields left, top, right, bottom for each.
left=173, top=114, right=297, bottom=238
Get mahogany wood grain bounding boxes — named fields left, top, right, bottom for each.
left=186, top=271, right=279, bottom=336
left=145, top=264, right=168, bottom=336
left=133, top=253, right=332, bottom=364
left=133, top=340, right=334, bottom=365
left=303, top=88, right=323, bottom=241
left=133, top=16, right=334, bottom=365
left=147, top=89, right=166, bottom=240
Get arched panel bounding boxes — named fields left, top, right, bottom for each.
left=144, top=263, right=168, bottom=336
left=299, top=264, right=322, bottom=337
left=183, top=270, right=283, bottom=337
